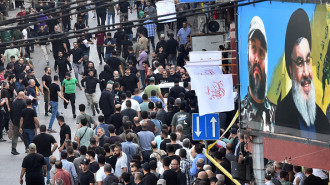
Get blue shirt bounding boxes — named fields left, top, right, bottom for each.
left=95, top=123, right=110, bottom=137
left=137, top=130, right=155, bottom=151
left=190, top=153, right=206, bottom=177
left=132, top=95, right=143, bottom=104
left=61, top=159, right=78, bottom=185
left=26, top=86, right=37, bottom=105
left=152, top=119, right=162, bottom=136
left=143, top=20, right=156, bottom=37
left=121, top=141, right=139, bottom=172
left=177, top=27, right=192, bottom=45
left=150, top=96, right=165, bottom=108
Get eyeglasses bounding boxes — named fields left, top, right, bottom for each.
left=292, top=56, right=312, bottom=71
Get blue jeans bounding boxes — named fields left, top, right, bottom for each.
left=85, top=12, right=89, bottom=26
left=23, top=129, right=35, bottom=147
left=32, top=105, right=37, bottom=116
left=128, top=34, right=133, bottom=42
left=107, top=11, right=115, bottom=25
left=44, top=157, right=51, bottom=183
left=105, top=53, right=112, bottom=63
left=49, top=101, right=60, bottom=130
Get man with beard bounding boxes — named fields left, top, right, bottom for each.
left=275, top=9, right=330, bottom=139
left=241, top=16, right=275, bottom=132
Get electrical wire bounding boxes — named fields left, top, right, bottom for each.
left=0, top=0, right=267, bottom=49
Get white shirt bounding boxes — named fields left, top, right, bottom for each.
left=22, top=29, right=28, bottom=40
left=96, top=166, right=106, bottom=182
left=313, top=169, right=328, bottom=179
left=121, top=99, right=141, bottom=112
left=114, top=152, right=128, bottom=177
left=293, top=172, right=306, bottom=185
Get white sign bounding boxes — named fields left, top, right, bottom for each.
left=188, top=51, right=222, bottom=65
left=156, top=1, right=176, bottom=23
left=185, top=65, right=222, bottom=90
left=196, top=74, right=234, bottom=115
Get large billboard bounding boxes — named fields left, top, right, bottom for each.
left=238, top=1, right=330, bottom=142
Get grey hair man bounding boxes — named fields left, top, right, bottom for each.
left=99, top=83, right=115, bottom=122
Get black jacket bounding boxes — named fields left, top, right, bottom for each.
left=275, top=90, right=330, bottom=140
left=142, top=173, right=158, bottom=185
left=54, top=57, right=72, bottom=75
left=99, top=90, right=115, bottom=116
left=11, top=99, right=27, bottom=126
left=81, top=76, right=100, bottom=94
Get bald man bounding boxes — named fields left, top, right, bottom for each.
left=99, top=83, right=115, bottom=122
left=198, top=171, right=208, bottom=180
left=11, top=91, right=27, bottom=155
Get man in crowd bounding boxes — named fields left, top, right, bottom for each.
left=79, top=158, right=95, bottom=185
left=42, top=67, right=52, bottom=117
left=99, top=83, right=115, bottom=122
left=32, top=124, right=58, bottom=184
left=20, top=143, right=47, bottom=185
left=19, top=99, right=40, bottom=147
left=114, top=144, right=128, bottom=177
left=48, top=75, right=69, bottom=132
left=81, top=70, right=101, bottom=116
left=54, top=160, right=72, bottom=185
left=11, top=91, right=26, bottom=155
left=62, top=72, right=82, bottom=118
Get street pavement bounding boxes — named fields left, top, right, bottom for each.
left=0, top=3, right=198, bottom=183
left=0, top=6, right=143, bottom=185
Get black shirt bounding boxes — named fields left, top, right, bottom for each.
left=79, top=170, right=95, bottom=185
left=89, top=161, right=100, bottom=173
left=11, top=99, right=26, bottom=126
left=21, top=108, right=37, bottom=129
left=114, top=31, right=125, bottom=48
left=105, top=155, right=117, bottom=172
left=109, top=113, right=123, bottom=133
left=55, top=57, right=72, bottom=75
left=42, top=74, right=52, bottom=92
left=74, top=22, right=85, bottom=31
left=163, top=170, right=178, bottom=185
left=168, top=85, right=186, bottom=100
left=60, top=123, right=71, bottom=147
left=104, top=136, right=123, bottom=145
left=103, top=173, right=119, bottom=185
left=32, top=133, right=57, bottom=157
left=176, top=170, right=186, bottom=185
left=106, top=57, right=121, bottom=73
left=160, top=139, right=171, bottom=151
left=67, top=156, right=76, bottom=163
left=81, top=76, right=100, bottom=94
left=121, top=109, right=137, bottom=123
left=119, top=2, right=130, bottom=13
left=21, top=153, right=46, bottom=183
left=112, top=89, right=122, bottom=104
left=167, top=38, right=179, bottom=55
left=37, top=30, right=49, bottom=45
left=122, top=74, right=139, bottom=93
left=143, top=172, right=158, bottom=185
left=1, top=88, right=10, bottom=111
left=157, top=52, right=166, bottom=66
left=69, top=48, right=84, bottom=64
left=49, top=83, right=60, bottom=102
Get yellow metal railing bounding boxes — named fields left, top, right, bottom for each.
left=204, top=110, right=241, bottom=185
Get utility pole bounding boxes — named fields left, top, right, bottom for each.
left=252, top=136, right=265, bottom=185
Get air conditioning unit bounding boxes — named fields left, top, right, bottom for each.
left=207, top=19, right=226, bottom=33
left=197, top=15, right=207, bottom=33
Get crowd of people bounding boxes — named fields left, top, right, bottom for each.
left=0, top=0, right=328, bottom=185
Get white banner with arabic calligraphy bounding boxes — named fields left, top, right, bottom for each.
left=186, top=65, right=234, bottom=115
left=187, top=51, right=222, bottom=66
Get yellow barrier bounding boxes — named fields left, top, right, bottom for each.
left=208, top=111, right=239, bottom=150
left=204, top=110, right=241, bottom=185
